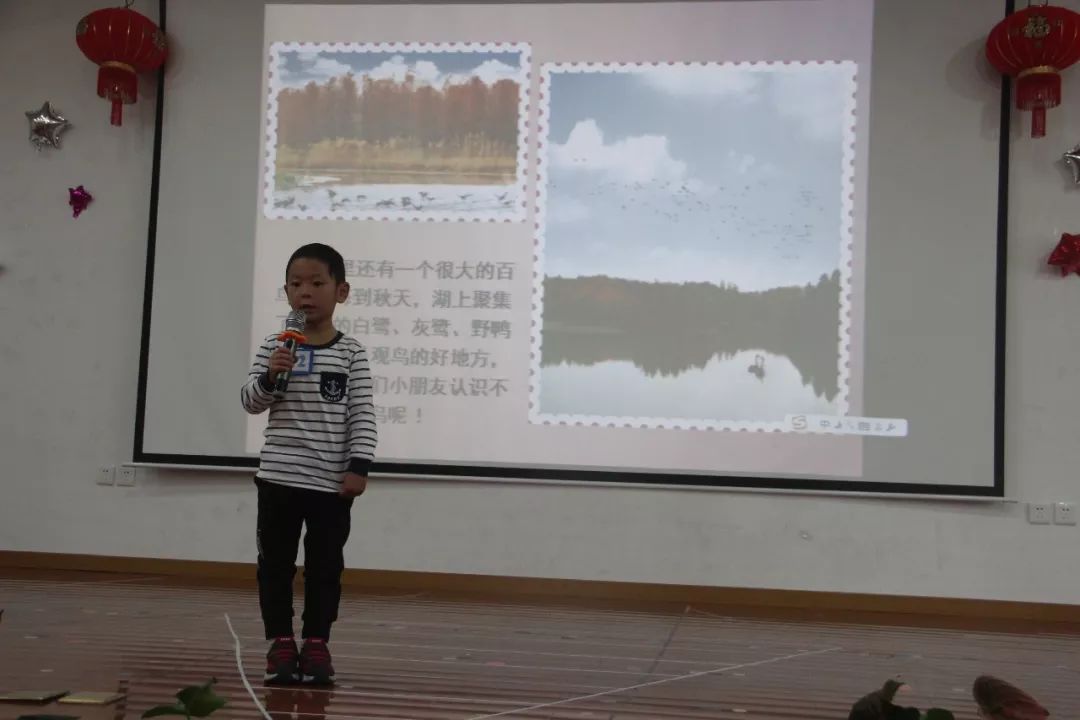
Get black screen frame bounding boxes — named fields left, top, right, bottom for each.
left=132, top=0, right=1013, bottom=497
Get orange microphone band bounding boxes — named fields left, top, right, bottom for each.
left=278, top=330, right=307, bottom=343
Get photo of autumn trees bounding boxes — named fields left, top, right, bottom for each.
left=273, top=52, right=523, bottom=187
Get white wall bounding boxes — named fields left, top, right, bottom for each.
left=2, top=0, right=1080, bottom=605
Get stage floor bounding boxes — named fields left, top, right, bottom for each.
left=0, top=569, right=1077, bottom=719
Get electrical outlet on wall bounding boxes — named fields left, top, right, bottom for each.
left=96, top=466, right=115, bottom=486
left=116, top=466, right=137, bottom=487
left=1054, top=502, right=1076, bottom=526
left=1027, top=503, right=1052, bottom=525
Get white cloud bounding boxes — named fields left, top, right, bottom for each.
left=366, top=55, right=413, bottom=83
left=724, top=149, right=779, bottom=178
left=282, top=52, right=521, bottom=92
left=728, top=150, right=756, bottom=175
left=468, top=59, right=522, bottom=85
left=411, top=60, right=442, bottom=86
left=365, top=55, right=461, bottom=87
left=769, top=65, right=852, bottom=141
left=640, top=62, right=852, bottom=142
left=550, top=119, right=687, bottom=184
left=641, top=65, right=760, bottom=100
left=282, top=52, right=353, bottom=88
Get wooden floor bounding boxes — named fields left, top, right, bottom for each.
left=1, top=570, right=1078, bottom=720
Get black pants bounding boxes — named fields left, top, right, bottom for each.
left=255, top=478, right=353, bottom=641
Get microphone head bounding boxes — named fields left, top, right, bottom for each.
left=285, top=309, right=307, bottom=333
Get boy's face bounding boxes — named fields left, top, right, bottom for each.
left=284, top=258, right=349, bottom=330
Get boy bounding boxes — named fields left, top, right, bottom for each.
left=241, top=243, right=377, bottom=686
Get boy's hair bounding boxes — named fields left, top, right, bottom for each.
left=285, top=243, right=346, bottom=284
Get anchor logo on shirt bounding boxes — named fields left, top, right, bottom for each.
left=320, top=373, right=347, bottom=403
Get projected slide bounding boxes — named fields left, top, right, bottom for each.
left=264, top=42, right=530, bottom=222
left=532, top=62, right=855, bottom=430
left=249, top=0, right=876, bottom=480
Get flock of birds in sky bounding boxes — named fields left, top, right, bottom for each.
left=269, top=166, right=835, bottom=273
left=549, top=174, right=831, bottom=267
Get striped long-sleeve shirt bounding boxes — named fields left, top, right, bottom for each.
left=242, top=332, right=377, bottom=493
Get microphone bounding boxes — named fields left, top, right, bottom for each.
left=273, top=309, right=307, bottom=400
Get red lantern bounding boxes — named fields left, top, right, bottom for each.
left=76, top=6, right=167, bottom=127
left=986, top=1, right=1080, bottom=138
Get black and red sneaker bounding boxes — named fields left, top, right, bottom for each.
left=265, top=637, right=300, bottom=685
left=300, top=638, right=335, bottom=685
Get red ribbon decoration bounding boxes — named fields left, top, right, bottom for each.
left=68, top=185, right=93, bottom=218
left=1048, top=233, right=1080, bottom=275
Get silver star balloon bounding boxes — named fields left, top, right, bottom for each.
left=1065, top=144, right=1080, bottom=185
left=25, top=101, right=71, bottom=150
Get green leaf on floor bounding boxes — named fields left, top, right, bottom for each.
left=141, top=678, right=226, bottom=719
left=175, top=678, right=226, bottom=718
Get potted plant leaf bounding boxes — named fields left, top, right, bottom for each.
left=142, top=678, right=226, bottom=719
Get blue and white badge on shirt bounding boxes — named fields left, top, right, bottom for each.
left=292, top=348, right=315, bottom=376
